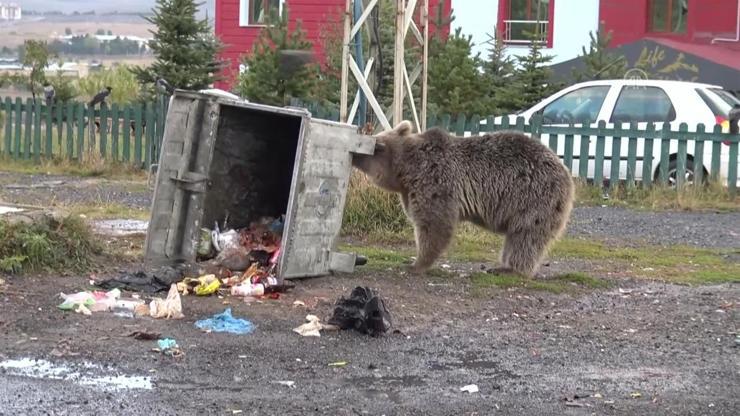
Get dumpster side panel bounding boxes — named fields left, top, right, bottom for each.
left=279, top=120, right=361, bottom=278
left=144, top=94, right=219, bottom=265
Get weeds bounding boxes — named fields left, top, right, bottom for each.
left=0, top=215, right=102, bottom=274
left=342, top=172, right=410, bottom=237
left=0, top=156, right=146, bottom=180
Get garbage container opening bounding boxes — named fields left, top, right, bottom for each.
left=202, top=105, right=302, bottom=235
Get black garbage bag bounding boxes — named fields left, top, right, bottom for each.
left=95, top=265, right=186, bottom=293
left=327, top=286, right=392, bottom=337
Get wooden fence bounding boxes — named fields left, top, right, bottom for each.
left=0, top=95, right=169, bottom=167
left=291, top=100, right=739, bottom=197
left=2, top=96, right=738, bottom=197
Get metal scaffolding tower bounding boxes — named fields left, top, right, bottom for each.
left=339, top=0, right=429, bottom=132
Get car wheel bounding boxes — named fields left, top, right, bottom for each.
left=655, top=159, right=705, bottom=188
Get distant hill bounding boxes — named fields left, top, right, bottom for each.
left=18, top=0, right=215, bottom=17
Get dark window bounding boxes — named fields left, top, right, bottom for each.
left=242, top=0, right=281, bottom=26
left=541, top=86, right=610, bottom=124
left=610, top=86, right=676, bottom=124
left=504, top=0, right=551, bottom=44
left=649, top=0, right=688, bottom=33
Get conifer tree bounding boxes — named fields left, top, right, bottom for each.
left=508, top=30, right=561, bottom=111
left=133, top=0, right=223, bottom=90
left=427, top=27, right=487, bottom=117
left=481, top=26, right=517, bottom=114
left=572, top=23, right=627, bottom=82
left=235, top=7, right=319, bottom=106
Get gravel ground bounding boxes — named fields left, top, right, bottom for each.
left=0, top=171, right=738, bottom=415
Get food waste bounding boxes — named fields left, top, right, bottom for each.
left=192, top=215, right=294, bottom=300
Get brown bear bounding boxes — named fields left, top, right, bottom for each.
left=351, top=120, right=574, bottom=277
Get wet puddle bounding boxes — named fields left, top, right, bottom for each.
left=91, top=219, right=149, bottom=236
left=0, top=357, right=153, bottom=391
left=0, top=205, right=25, bottom=215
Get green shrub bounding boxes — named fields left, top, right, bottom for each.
left=0, top=215, right=102, bottom=274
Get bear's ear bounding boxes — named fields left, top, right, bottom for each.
left=393, top=120, right=413, bottom=137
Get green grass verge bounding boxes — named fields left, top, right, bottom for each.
left=0, top=215, right=102, bottom=274
left=471, top=271, right=609, bottom=294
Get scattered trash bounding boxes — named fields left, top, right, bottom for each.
left=293, top=314, right=339, bottom=337
left=157, top=338, right=177, bottom=350
left=57, top=288, right=141, bottom=316
left=95, top=265, right=186, bottom=294
left=327, top=287, right=392, bottom=337
left=593, top=393, right=603, bottom=399
left=274, top=380, right=296, bottom=388
left=564, top=402, right=585, bottom=408
left=177, top=274, right=221, bottom=296
left=149, top=284, right=184, bottom=319
left=129, top=331, right=162, bottom=341
left=57, top=291, right=96, bottom=315
left=328, top=361, right=347, bottom=367
left=195, top=308, right=255, bottom=335
left=460, top=384, right=479, bottom=393
left=630, top=392, right=642, bottom=399
left=156, top=338, right=184, bottom=358
left=293, top=300, right=306, bottom=307
left=618, top=288, right=634, bottom=295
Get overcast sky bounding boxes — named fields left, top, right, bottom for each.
left=17, top=0, right=215, bottom=16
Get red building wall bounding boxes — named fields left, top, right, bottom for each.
left=215, top=0, right=451, bottom=90
left=600, top=0, right=739, bottom=47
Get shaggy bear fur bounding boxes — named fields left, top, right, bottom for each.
left=352, top=120, right=575, bottom=277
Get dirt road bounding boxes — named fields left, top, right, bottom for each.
left=0, top=172, right=738, bottom=415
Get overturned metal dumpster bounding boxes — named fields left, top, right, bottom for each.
left=144, top=90, right=375, bottom=280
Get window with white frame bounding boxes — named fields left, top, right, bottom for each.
left=239, top=0, right=284, bottom=27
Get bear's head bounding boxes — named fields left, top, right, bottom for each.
left=352, top=120, right=413, bottom=193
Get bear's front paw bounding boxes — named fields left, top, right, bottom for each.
left=405, top=264, right=426, bottom=276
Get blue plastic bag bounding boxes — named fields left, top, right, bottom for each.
left=195, top=308, right=255, bottom=335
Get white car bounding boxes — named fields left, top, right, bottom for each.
left=489, top=79, right=740, bottom=187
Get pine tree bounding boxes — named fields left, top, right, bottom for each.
left=572, top=23, right=627, bottom=82
left=508, top=31, right=561, bottom=111
left=481, top=26, right=517, bottom=114
left=235, top=7, right=319, bottom=106
left=427, top=27, right=487, bottom=117
left=133, top=0, right=223, bottom=90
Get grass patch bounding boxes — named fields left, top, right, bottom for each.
left=471, top=271, right=609, bottom=294
left=0, top=215, right=102, bottom=274
left=340, top=244, right=413, bottom=270
left=575, top=180, right=739, bottom=212
left=0, top=156, right=147, bottom=181
left=66, top=202, right=150, bottom=220
left=341, top=172, right=409, bottom=237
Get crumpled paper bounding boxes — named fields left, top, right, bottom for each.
left=292, top=314, right=339, bottom=337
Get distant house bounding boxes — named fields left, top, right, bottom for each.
left=0, top=2, right=21, bottom=20
left=214, top=0, right=452, bottom=90
left=454, top=0, right=740, bottom=91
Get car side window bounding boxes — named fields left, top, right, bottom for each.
left=541, top=86, right=610, bottom=124
left=610, top=86, right=676, bottom=124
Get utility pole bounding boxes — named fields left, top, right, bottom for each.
left=339, top=0, right=429, bottom=133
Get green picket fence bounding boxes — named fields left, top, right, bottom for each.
left=426, top=114, right=739, bottom=197
left=288, top=99, right=738, bottom=197
left=3, top=95, right=738, bottom=197
left=0, top=96, right=169, bottom=167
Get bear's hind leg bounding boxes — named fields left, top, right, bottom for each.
left=501, top=229, right=552, bottom=277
